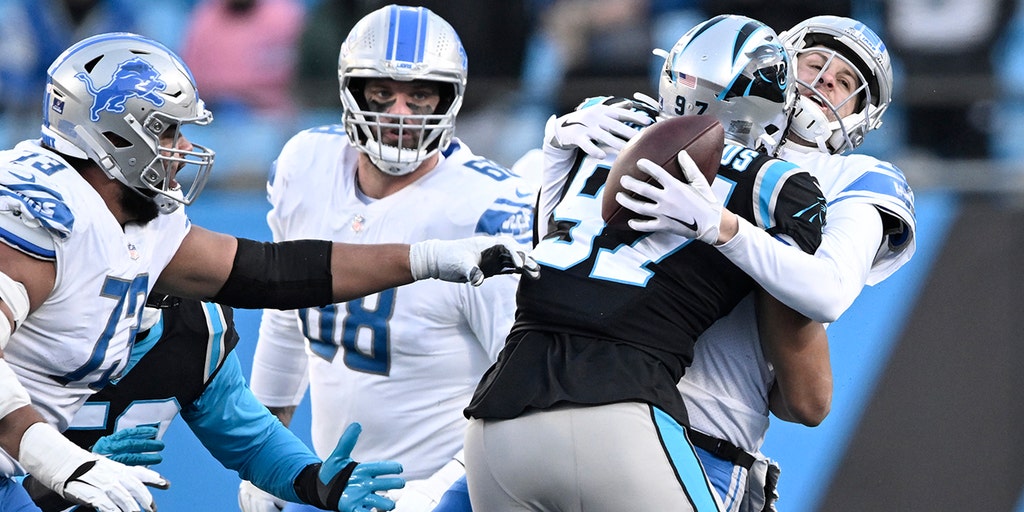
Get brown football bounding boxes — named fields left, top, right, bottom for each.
left=602, top=115, right=725, bottom=229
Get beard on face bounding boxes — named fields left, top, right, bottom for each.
left=119, top=185, right=160, bottom=224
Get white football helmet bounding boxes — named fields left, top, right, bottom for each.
left=338, top=5, right=467, bottom=176
left=781, top=16, right=893, bottom=154
left=42, top=32, right=214, bottom=214
left=658, top=15, right=795, bottom=151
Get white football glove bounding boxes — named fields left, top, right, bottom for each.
left=238, top=480, right=286, bottom=512
left=544, top=98, right=654, bottom=159
left=19, top=422, right=168, bottom=512
left=615, top=150, right=723, bottom=244
left=409, top=236, right=539, bottom=286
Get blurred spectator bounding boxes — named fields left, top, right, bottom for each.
left=883, top=0, right=1015, bottom=159
left=702, top=0, right=851, bottom=33
left=294, top=0, right=361, bottom=109
left=520, top=0, right=652, bottom=114
left=181, top=0, right=305, bottom=118
left=419, top=0, right=529, bottom=111
left=0, top=0, right=139, bottom=141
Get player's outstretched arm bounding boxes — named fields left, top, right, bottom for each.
left=158, top=228, right=538, bottom=309
left=293, top=423, right=405, bottom=512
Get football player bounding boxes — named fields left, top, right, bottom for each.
left=626, top=16, right=916, bottom=511
left=462, top=15, right=826, bottom=511
left=243, top=5, right=534, bottom=512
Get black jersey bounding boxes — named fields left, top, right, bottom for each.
left=63, top=299, right=239, bottom=450
left=466, top=141, right=825, bottom=425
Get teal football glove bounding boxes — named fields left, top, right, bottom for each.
left=92, top=426, right=165, bottom=467
left=294, top=423, right=405, bottom=512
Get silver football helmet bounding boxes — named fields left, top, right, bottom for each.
left=42, top=32, right=214, bottom=214
left=658, top=15, right=795, bottom=151
left=338, top=5, right=467, bottom=176
left=781, top=16, right=893, bottom=154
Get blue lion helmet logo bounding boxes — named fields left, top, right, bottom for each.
left=76, top=57, right=167, bottom=122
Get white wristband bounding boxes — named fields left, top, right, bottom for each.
left=19, top=422, right=97, bottom=497
left=408, top=240, right=438, bottom=281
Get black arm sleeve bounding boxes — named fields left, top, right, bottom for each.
left=211, top=238, right=333, bottom=309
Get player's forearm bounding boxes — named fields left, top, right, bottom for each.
left=714, top=209, right=740, bottom=244
left=757, top=290, right=832, bottom=426
left=251, top=310, right=310, bottom=412
left=0, top=404, right=44, bottom=460
left=331, top=243, right=414, bottom=302
left=183, top=355, right=315, bottom=502
left=716, top=206, right=879, bottom=323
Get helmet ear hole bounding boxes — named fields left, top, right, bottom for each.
left=83, top=55, right=101, bottom=72
left=435, top=83, right=456, bottom=115
left=104, top=131, right=132, bottom=149
left=347, top=77, right=368, bottom=110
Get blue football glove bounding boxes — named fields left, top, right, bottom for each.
left=293, top=423, right=405, bottom=512
left=91, top=426, right=165, bottom=467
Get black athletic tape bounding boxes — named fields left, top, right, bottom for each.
left=212, top=238, right=333, bottom=309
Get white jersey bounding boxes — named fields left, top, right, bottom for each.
left=0, top=141, right=188, bottom=475
left=681, top=142, right=916, bottom=453
left=250, top=126, right=534, bottom=480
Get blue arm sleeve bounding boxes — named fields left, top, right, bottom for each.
left=181, top=352, right=319, bottom=502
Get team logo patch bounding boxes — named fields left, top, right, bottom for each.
left=76, top=57, right=167, bottom=122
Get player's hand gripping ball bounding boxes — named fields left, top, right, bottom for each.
left=601, top=115, right=724, bottom=228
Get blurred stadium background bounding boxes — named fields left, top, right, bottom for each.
left=4, top=0, right=1024, bottom=510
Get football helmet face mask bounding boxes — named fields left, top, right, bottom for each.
left=42, top=33, right=214, bottom=214
left=658, top=15, right=795, bottom=151
left=339, top=5, right=467, bottom=176
left=781, top=15, right=893, bottom=154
